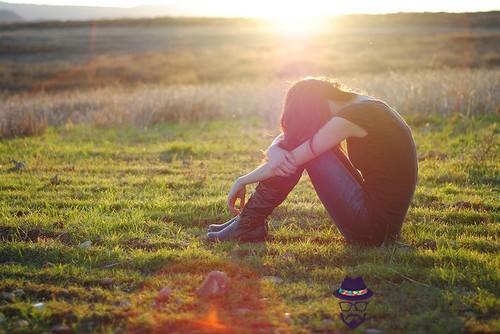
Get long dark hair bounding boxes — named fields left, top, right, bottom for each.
left=279, top=77, right=356, bottom=151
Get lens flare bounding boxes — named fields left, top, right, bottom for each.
left=195, top=303, right=228, bottom=331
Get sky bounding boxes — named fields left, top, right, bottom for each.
left=3, top=0, right=499, bottom=17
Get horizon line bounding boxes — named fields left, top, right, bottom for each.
left=1, top=1, right=499, bottom=17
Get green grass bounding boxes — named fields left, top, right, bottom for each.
left=0, top=115, right=498, bottom=333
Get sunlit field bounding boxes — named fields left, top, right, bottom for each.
left=0, top=11, right=499, bottom=334
left=1, top=12, right=499, bottom=93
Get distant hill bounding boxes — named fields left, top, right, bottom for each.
left=0, top=10, right=498, bottom=30
left=0, top=9, right=22, bottom=22
left=0, top=1, right=499, bottom=24
left=0, top=1, right=176, bottom=21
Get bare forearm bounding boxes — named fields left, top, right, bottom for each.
left=237, top=162, right=275, bottom=185
left=290, top=140, right=315, bottom=166
left=289, top=117, right=354, bottom=166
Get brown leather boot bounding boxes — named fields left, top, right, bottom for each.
left=206, top=214, right=268, bottom=242
left=206, top=167, right=304, bottom=243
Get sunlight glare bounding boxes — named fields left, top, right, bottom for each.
left=273, top=16, right=325, bottom=36
left=261, top=2, right=329, bottom=36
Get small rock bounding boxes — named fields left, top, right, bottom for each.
left=235, top=308, right=252, bottom=315
left=12, top=288, right=25, bottom=298
left=1, top=291, right=15, bottom=302
left=196, top=271, right=229, bottom=298
left=117, top=300, right=131, bottom=308
left=33, top=302, right=45, bottom=310
left=9, top=160, right=26, bottom=172
left=420, top=239, right=437, bottom=251
left=365, top=329, right=384, bottom=334
left=98, top=278, right=114, bottom=288
left=155, top=287, right=172, bottom=304
left=51, top=324, right=72, bottom=334
left=43, top=262, right=56, bottom=268
left=15, top=319, right=29, bottom=328
left=78, top=240, right=92, bottom=249
left=322, top=318, right=334, bottom=326
left=262, top=276, right=283, bottom=284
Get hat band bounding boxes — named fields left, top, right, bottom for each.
left=338, top=288, right=368, bottom=296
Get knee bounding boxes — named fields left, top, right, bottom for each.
left=304, top=147, right=340, bottom=173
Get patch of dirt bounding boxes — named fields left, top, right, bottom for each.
left=451, top=201, right=494, bottom=211
left=418, top=150, right=448, bottom=161
left=418, top=239, right=437, bottom=251
left=0, top=226, right=73, bottom=245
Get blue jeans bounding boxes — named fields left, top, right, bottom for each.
left=241, top=144, right=385, bottom=246
left=304, top=146, right=380, bottom=246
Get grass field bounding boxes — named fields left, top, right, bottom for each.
left=2, top=68, right=499, bottom=139
left=0, top=113, right=498, bottom=333
left=0, top=9, right=499, bottom=334
left=1, top=12, right=499, bottom=92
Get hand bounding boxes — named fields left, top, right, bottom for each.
left=267, top=144, right=297, bottom=177
left=227, top=178, right=246, bottom=215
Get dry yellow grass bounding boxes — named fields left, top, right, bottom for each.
left=1, top=68, right=498, bottom=138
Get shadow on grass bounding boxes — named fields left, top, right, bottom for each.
left=122, top=234, right=481, bottom=333
left=1, top=225, right=495, bottom=333
left=125, top=243, right=293, bottom=334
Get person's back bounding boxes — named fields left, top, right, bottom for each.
left=333, top=99, right=418, bottom=242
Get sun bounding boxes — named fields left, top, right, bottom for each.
left=258, top=2, right=329, bottom=36
left=273, top=15, right=325, bottom=36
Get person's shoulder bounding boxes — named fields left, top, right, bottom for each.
left=333, top=99, right=388, bottom=119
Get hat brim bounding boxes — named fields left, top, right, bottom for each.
left=334, top=289, right=373, bottom=301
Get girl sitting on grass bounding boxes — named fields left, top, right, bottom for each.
left=207, top=77, right=418, bottom=247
